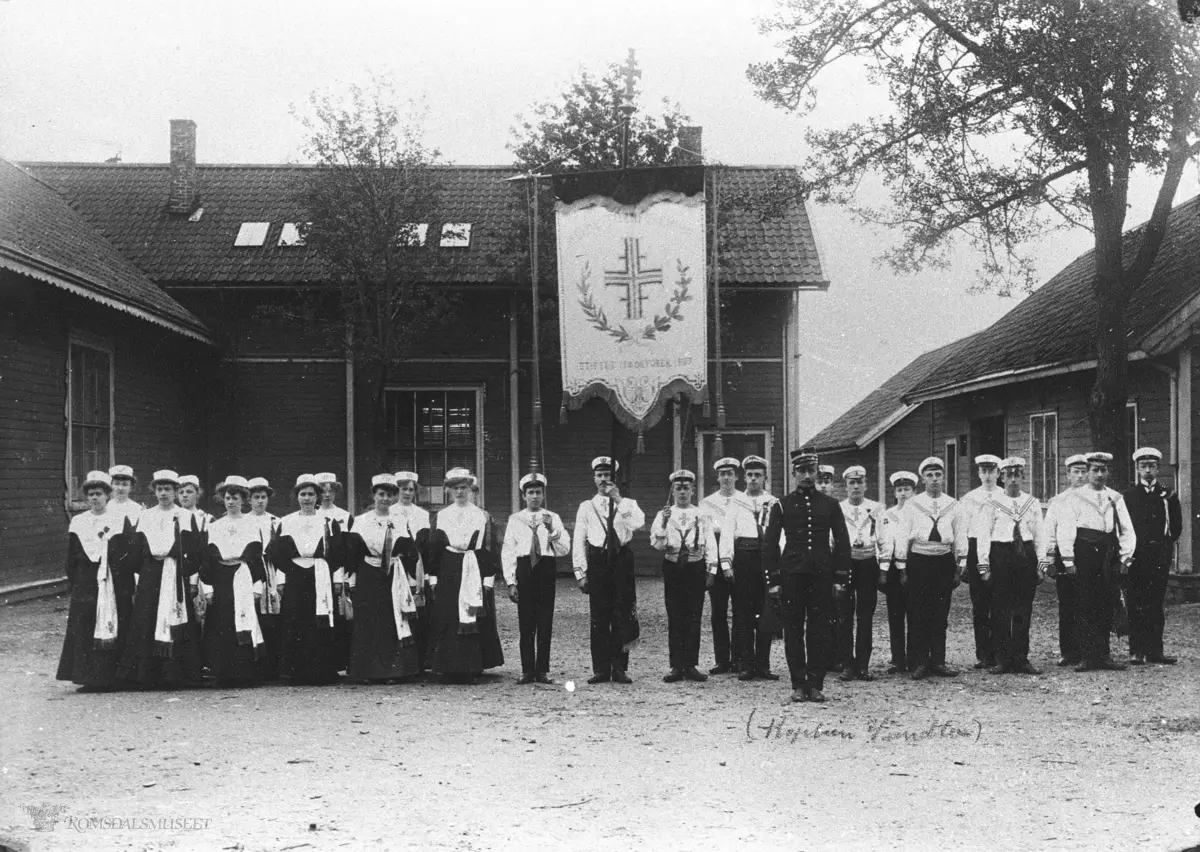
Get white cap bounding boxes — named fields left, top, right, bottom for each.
left=1132, top=447, right=1162, bottom=463
left=393, top=471, right=419, bottom=484
left=817, top=465, right=835, bottom=477
left=712, top=457, right=740, bottom=472
left=842, top=465, right=867, bottom=480
left=151, top=469, right=181, bottom=486
left=974, top=454, right=1003, bottom=467
left=82, top=470, right=113, bottom=491
left=218, top=475, right=250, bottom=493
left=178, top=474, right=200, bottom=488
left=919, top=457, right=945, bottom=474
left=1086, top=451, right=1114, bottom=465
left=445, top=467, right=474, bottom=485
left=890, top=471, right=918, bottom=486
left=742, top=455, right=768, bottom=471
left=591, top=456, right=618, bottom=472
left=314, top=472, right=338, bottom=485
left=1065, top=454, right=1089, bottom=468
left=670, top=469, right=697, bottom=484
left=247, top=477, right=273, bottom=495
left=108, top=464, right=135, bottom=480
left=999, top=457, right=1026, bottom=470
left=293, top=473, right=320, bottom=490
left=519, top=472, right=547, bottom=491
left=370, top=473, right=398, bottom=490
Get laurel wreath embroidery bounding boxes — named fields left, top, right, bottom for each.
left=576, top=260, right=692, bottom=344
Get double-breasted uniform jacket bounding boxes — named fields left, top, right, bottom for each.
left=763, top=485, right=852, bottom=586
left=1122, top=481, right=1182, bottom=553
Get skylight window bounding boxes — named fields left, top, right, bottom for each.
left=278, top=222, right=307, bottom=247
left=234, top=222, right=270, bottom=247
left=396, top=223, right=428, bottom=247
left=187, top=207, right=204, bottom=223
left=440, top=223, right=472, bottom=248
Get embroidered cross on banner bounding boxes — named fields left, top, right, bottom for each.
left=604, top=237, right=662, bottom=320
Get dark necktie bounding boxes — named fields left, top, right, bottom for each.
left=531, top=514, right=543, bottom=560
left=1013, top=520, right=1023, bottom=544
left=606, top=500, right=620, bottom=559
left=928, top=515, right=942, bottom=543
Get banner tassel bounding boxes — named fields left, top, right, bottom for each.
left=559, top=404, right=568, bottom=425
left=636, top=430, right=645, bottom=455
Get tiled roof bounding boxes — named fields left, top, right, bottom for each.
left=806, top=335, right=978, bottom=452
left=0, top=159, right=211, bottom=342
left=907, top=194, right=1200, bottom=398
left=24, top=163, right=826, bottom=288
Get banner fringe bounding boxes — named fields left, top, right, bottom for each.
left=562, top=379, right=707, bottom=434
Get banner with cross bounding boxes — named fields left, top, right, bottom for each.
left=553, top=166, right=708, bottom=435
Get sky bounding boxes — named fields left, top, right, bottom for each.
left=3, top=0, right=1197, bottom=443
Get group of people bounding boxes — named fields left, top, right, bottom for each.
left=56, top=445, right=1181, bottom=703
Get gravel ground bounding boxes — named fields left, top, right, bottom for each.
left=2, top=579, right=1200, bottom=852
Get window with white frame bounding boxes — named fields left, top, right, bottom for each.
left=695, top=428, right=772, bottom=494
left=67, top=338, right=114, bottom=505
left=1029, top=412, right=1059, bottom=503
left=384, top=387, right=483, bottom=507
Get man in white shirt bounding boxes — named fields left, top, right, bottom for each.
left=699, top=457, right=743, bottom=675
left=878, top=471, right=918, bottom=673
left=976, top=457, right=1044, bottom=675
left=957, top=454, right=1003, bottom=670
left=502, top=473, right=571, bottom=685
left=1038, top=454, right=1090, bottom=666
left=1054, top=451, right=1136, bottom=672
left=572, top=457, right=646, bottom=684
left=836, top=465, right=884, bottom=682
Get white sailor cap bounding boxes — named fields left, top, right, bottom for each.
left=520, top=472, right=548, bottom=491
left=445, top=467, right=475, bottom=486
left=842, top=465, right=867, bottom=480
left=247, top=477, right=274, bottom=495
left=889, top=471, right=919, bottom=487
left=974, top=454, right=1003, bottom=468
left=82, top=470, right=113, bottom=491
left=370, top=473, right=399, bottom=491
left=178, top=474, right=201, bottom=488
left=742, top=455, right=768, bottom=472
left=670, top=469, right=697, bottom=484
left=293, top=473, right=320, bottom=491
left=817, top=465, right=836, bottom=477
left=591, top=456, right=619, bottom=473
left=999, top=456, right=1026, bottom=470
left=393, top=471, right=419, bottom=484
left=1086, top=451, right=1114, bottom=465
left=1132, top=447, right=1162, bottom=463
left=1064, top=454, right=1089, bottom=468
left=713, top=457, right=740, bottom=472
left=314, top=472, right=338, bottom=485
left=919, top=457, right=945, bottom=474
left=217, top=475, right=251, bottom=495
left=108, top=464, right=135, bottom=481
left=151, top=469, right=181, bottom=486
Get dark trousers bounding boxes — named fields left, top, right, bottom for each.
left=731, top=545, right=771, bottom=672
left=905, top=552, right=955, bottom=669
left=663, top=559, right=707, bottom=668
left=1127, top=541, right=1171, bottom=657
left=515, top=556, right=557, bottom=674
left=988, top=542, right=1037, bottom=667
left=708, top=567, right=734, bottom=665
left=1073, top=530, right=1117, bottom=662
left=836, top=558, right=879, bottom=672
left=966, top=538, right=994, bottom=663
left=587, top=545, right=636, bottom=675
left=781, top=571, right=833, bottom=690
left=882, top=569, right=909, bottom=669
left=1055, top=563, right=1080, bottom=661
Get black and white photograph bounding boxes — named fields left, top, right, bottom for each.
left=2, top=0, right=1200, bottom=849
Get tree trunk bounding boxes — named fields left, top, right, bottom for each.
left=356, top=361, right=390, bottom=490
left=1088, top=219, right=1131, bottom=490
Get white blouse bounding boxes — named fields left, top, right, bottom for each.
left=136, top=505, right=191, bottom=559
left=207, top=515, right=263, bottom=561
left=388, top=503, right=430, bottom=539
left=353, top=510, right=396, bottom=566
left=69, top=509, right=114, bottom=563
left=279, top=511, right=327, bottom=559
left=436, top=503, right=489, bottom=551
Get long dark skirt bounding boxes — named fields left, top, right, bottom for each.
left=256, top=610, right=282, bottom=681
left=202, top=566, right=262, bottom=685
left=116, top=558, right=203, bottom=687
left=278, top=565, right=340, bottom=684
left=348, top=566, right=420, bottom=680
left=56, top=561, right=135, bottom=687
left=427, top=556, right=504, bottom=675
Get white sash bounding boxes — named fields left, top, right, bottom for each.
left=153, top=555, right=189, bottom=647
left=228, top=560, right=264, bottom=648
left=389, top=556, right=417, bottom=641
left=93, top=533, right=119, bottom=648
left=313, top=557, right=334, bottom=627
left=449, top=548, right=484, bottom=626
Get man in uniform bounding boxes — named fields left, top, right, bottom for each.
left=894, top=457, right=967, bottom=680
left=699, top=458, right=743, bottom=675
left=1038, top=454, right=1090, bottom=666
left=1055, top=452, right=1135, bottom=672
left=878, top=471, right=918, bottom=673
left=763, top=450, right=851, bottom=703
left=975, top=457, right=1044, bottom=675
left=815, top=463, right=843, bottom=671
left=957, top=454, right=1004, bottom=670
left=572, top=457, right=646, bottom=684
left=837, top=465, right=884, bottom=682
left=1122, top=447, right=1182, bottom=665
left=736, top=455, right=781, bottom=681
left=816, top=465, right=837, bottom=497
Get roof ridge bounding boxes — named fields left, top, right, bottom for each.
left=21, top=161, right=801, bottom=172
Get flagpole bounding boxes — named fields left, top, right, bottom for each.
left=711, top=167, right=725, bottom=461
left=528, top=175, right=544, bottom=474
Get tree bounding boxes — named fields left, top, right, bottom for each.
left=749, top=0, right=1200, bottom=478
left=289, top=78, right=463, bottom=470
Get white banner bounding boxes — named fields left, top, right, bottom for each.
left=556, top=189, right=708, bottom=431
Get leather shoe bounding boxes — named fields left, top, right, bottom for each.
left=587, top=672, right=611, bottom=684
left=929, top=664, right=959, bottom=677
left=737, top=670, right=756, bottom=681
left=534, top=674, right=554, bottom=684
left=790, top=687, right=808, bottom=703
left=1128, top=655, right=1146, bottom=666
left=1058, top=657, right=1080, bottom=667
left=517, top=673, right=535, bottom=685
left=987, top=664, right=1012, bottom=675
left=663, top=668, right=684, bottom=683
left=1013, top=662, right=1042, bottom=675
left=1097, top=657, right=1127, bottom=671
left=886, top=664, right=907, bottom=674
left=611, top=670, right=633, bottom=684
left=828, top=663, right=845, bottom=673
left=910, top=665, right=930, bottom=681
left=709, top=662, right=734, bottom=675
left=1147, top=654, right=1177, bottom=665
left=755, top=669, right=780, bottom=681
left=682, top=666, right=708, bottom=682
left=807, top=688, right=826, bottom=703
left=972, top=659, right=993, bottom=670
left=1074, top=660, right=1098, bottom=672
left=857, top=671, right=875, bottom=682
left=837, top=669, right=857, bottom=682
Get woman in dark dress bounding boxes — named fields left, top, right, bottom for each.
left=200, top=476, right=267, bottom=686
left=116, top=470, right=204, bottom=688
left=269, top=474, right=342, bottom=685
left=426, top=468, right=504, bottom=681
left=344, top=474, right=420, bottom=683
left=247, top=477, right=282, bottom=681
left=56, top=470, right=137, bottom=690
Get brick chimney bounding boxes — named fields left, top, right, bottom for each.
left=168, top=119, right=197, bottom=214
left=678, top=126, right=702, bottom=164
